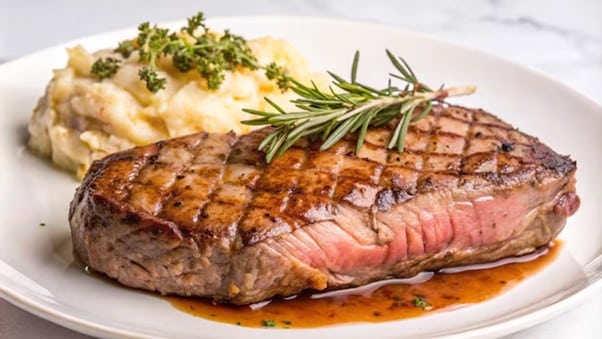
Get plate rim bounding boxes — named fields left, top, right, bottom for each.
left=1, top=14, right=601, bottom=339
left=2, top=257, right=601, bottom=339
left=1, top=15, right=600, bottom=110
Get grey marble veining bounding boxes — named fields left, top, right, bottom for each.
left=0, top=0, right=600, bottom=338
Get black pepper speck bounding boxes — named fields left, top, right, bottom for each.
left=501, top=142, right=514, bottom=152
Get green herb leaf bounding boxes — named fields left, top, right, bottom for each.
left=261, top=319, right=276, bottom=327
left=350, top=50, right=360, bottom=83
left=184, top=11, right=206, bottom=35
left=265, top=62, right=291, bottom=91
left=243, top=50, right=476, bottom=162
left=90, top=57, right=121, bottom=80
left=413, top=296, right=432, bottom=310
left=138, top=67, right=166, bottom=93
left=115, top=40, right=134, bottom=58
left=90, top=11, right=291, bottom=92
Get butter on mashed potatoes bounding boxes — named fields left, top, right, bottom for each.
left=28, top=37, right=323, bottom=179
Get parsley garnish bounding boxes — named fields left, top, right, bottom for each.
left=90, top=57, right=121, bottom=80
left=138, top=67, right=167, bottom=93
left=261, top=319, right=276, bottom=327
left=413, top=296, right=432, bottom=310
left=91, top=11, right=290, bottom=93
left=115, top=40, right=134, bottom=58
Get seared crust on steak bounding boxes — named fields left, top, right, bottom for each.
left=69, top=104, right=579, bottom=304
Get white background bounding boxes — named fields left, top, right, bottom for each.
left=0, top=0, right=600, bottom=338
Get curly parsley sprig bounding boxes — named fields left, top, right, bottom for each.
left=242, top=50, right=476, bottom=162
left=90, top=11, right=291, bottom=93
left=90, top=57, right=121, bottom=79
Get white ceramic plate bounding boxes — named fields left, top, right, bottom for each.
left=0, top=16, right=601, bottom=339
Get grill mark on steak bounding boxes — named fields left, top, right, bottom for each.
left=97, top=148, right=156, bottom=206
left=126, top=134, right=204, bottom=216
left=187, top=134, right=236, bottom=234
left=159, top=134, right=220, bottom=231
left=69, top=104, right=579, bottom=304
left=239, top=147, right=308, bottom=243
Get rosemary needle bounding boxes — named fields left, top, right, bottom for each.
left=242, top=50, right=476, bottom=162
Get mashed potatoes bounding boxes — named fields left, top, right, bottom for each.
left=28, top=37, right=322, bottom=178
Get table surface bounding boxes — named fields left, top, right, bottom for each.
left=1, top=0, right=600, bottom=338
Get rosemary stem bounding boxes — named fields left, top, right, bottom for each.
left=242, top=50, right=477, bottom=162
left=422, top=85, right=477, bottom=100
left=335, top=96, right=401, bottom=122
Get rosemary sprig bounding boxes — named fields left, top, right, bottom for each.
left=242, top=50, right=476, bottom=162
left=91, top=11, right=291, bottom=92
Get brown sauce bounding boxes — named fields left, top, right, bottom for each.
left=166, top=241, right=561, bottom=328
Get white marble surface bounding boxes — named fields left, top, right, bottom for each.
left=0, top=0, right=600, bottom=338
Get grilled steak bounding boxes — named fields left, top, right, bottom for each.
left=69, top=104, right=579, bottom=304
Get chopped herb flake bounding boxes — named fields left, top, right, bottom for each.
left=413, top=296, right=432, bottom=310
left=262, top=319, right=276, bottom=327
